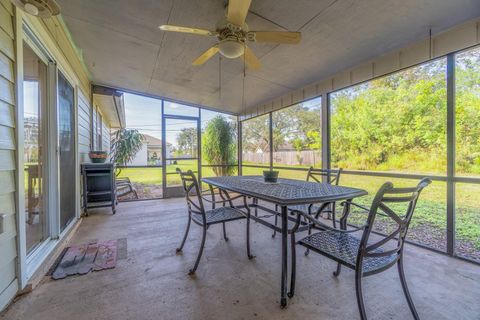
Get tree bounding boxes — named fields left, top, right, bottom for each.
left=242, top=115, right=269, bottom=152
left=176, top=127, right=197, bottom=157
left=330, top=59, right=448, bottom=171
left=110, top=129, right=144, bottom=174
left=242, top=103, right=322, bottom=153
left=202, top=116, right=237, bottom=176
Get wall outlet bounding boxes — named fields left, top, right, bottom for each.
left=0, top=214, right=5, bottom=234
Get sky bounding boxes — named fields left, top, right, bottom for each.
left=123, top=92, right=233, bottom=148
left=24, top=81, right=38, bottom=119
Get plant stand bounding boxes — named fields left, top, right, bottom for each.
left=81, top=163, right=116, bottom=215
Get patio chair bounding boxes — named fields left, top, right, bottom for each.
left=272, top=167, right=342, bottom=239
left=176, top=168, right=254, bottom=274
left=290, top=178, right=431, bottom=320
left=115, top=177, right=138, bottom=200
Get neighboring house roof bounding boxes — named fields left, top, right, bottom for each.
left=142, top=134, right=162, bottom=145
left=141, top=134, right=172, bottom=147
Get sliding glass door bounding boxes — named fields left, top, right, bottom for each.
left=58, top=72, right=76, bottom=231
left=23, top=42, right=48, bottom=253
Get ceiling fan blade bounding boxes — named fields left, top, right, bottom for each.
left=248, top=31, right=302, bottom=44
left=159, top=25, right=216, bottom=36
left=192, top=46, right=220, bottom=66
left=243, top=46, right=261, bottom=70
left=227, top=0, right=252, bottom=26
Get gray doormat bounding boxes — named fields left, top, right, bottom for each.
left=49, top=238, right=127, bottom=280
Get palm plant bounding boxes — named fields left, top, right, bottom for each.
left=202, top=116, right=237, bottom=176
left=110, top=129, right=144, bottom=174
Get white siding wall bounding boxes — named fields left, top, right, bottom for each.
left=78, top=91, right=91, bottom=163
left=0, top=0, right=19, bottom=310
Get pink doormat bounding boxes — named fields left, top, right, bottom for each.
left=51, top=240, right=118, bottom=280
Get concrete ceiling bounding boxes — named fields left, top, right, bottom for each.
left=58, top=0, right=480, bottom=114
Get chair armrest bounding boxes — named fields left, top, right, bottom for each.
left=291, top=209, right=366, bottom=233
left=341, top=201, right=390, bottom=219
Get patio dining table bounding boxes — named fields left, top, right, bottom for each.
left=202, top=175, right=368, bottom=307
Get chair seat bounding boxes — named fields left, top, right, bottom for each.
left=191, top=206, right=246, bottom=225
left=298, top=231, right=398, bottom=274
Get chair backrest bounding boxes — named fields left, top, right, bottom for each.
left=306, top=167, right=343, bottom=185
left=176, top=168, right=206, bottom=218
left=357, top=178, right=431, bottom=269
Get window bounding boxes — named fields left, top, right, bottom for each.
left=455, top=46, right=480, bottom=261
left=330, top=59, right=447, bottom=175
left=272, top=97, right=322, bottom=170
left=23, top=42, right=48, bottom=253
left=119, top=93, right=163, bottom=200
left=96, top=110, right=102, bottom=150
left=241, top=114, right=270, bottom=168
left=330, top=58, right=448, bottom=251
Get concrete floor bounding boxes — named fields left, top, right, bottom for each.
left=2, top=198, right=480, bottom=320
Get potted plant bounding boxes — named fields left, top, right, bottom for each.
left=89, top=150, right=109, bottom=163
left=263, top=170, right=279, bottom=183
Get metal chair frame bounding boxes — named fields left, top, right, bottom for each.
left=272, top=167, right=343, bottom=239
left=176, top=169, right=254, bottom=274
left=290, top=178, right=431, bottom=320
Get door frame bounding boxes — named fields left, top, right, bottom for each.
left=161, top=114, right=201, bottom=198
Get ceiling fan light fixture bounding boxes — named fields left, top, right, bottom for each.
left=218, top=39, right=244, bottom=59
left=24, top=2, right=39, bottom=15
left=11, top=0, right=60, bottom=17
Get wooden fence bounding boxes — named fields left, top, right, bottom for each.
left=242, top=150, right=321, bottom=166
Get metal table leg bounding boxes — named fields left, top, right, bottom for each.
left=280, top=205, right=288, bottom=308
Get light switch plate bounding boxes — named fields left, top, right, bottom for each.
left=0, top=214, right=5, bottom=234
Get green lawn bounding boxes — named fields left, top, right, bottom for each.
left=117, top=162, right=480, bottom=253
left=117, top=161, right=222, bottom=187
left=242, top=164, right=479, bottom=252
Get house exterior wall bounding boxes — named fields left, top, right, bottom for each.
left=0, top=0, right=19, bottom=311
left=0, top=3, right=105, bottom=311
left=129, top=144, right=148, bottom=166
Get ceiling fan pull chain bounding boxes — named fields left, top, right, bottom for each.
left=242, top=43, right=246, bottom=112
left=219, top=55, right=222, bottom=101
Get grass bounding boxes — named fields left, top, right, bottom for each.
left=244, top=163, right=480, bottom=251
left=117, top=161, right=224, bottom=187
left=118, top=162, right=480, bottom=252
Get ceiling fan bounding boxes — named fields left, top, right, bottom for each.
left=158, top=0, right=301, bottom=70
